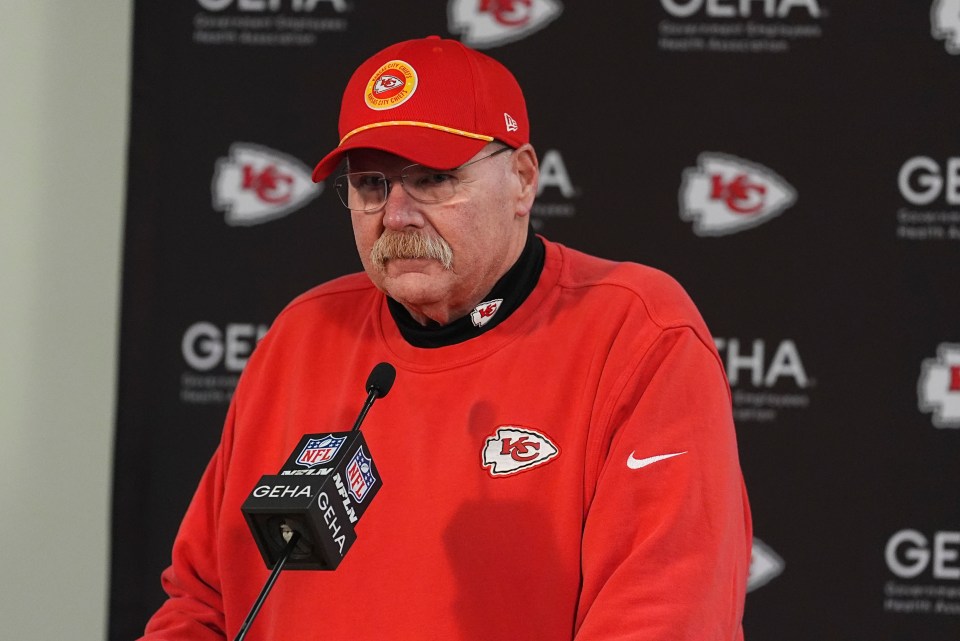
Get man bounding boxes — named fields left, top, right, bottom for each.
left=141, top=36, right=751, bottom=640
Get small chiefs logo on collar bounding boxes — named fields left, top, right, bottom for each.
left=482, top=426, right=560, bottom=477
left=470, top=298, right=503, bottom=328
left=365, top=60, right=418, bottom=111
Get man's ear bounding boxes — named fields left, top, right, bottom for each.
left=512, top=144, right=539, bottom=218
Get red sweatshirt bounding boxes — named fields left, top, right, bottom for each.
left=142, top=238, right=751, bottom=641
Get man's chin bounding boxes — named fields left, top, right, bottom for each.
left=381, top=269, right=451, bottom=306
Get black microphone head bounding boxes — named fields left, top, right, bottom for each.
left=365, top=362, right=396, bottom=399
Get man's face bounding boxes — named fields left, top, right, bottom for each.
left=347, top=143, right=534, bottom=326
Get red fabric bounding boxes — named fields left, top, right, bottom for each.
left=142, top=239, right=751, bottom=641
left=312, top=36, right=529, bottom=180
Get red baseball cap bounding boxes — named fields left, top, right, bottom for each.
left=311, top=36, right=529, bottom=181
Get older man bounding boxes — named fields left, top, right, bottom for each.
left=141, top=36, right=751, bottom=641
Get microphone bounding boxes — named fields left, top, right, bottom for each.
left=352, top=362, right=396, bottom=431
left=241, top=362, right=396, bottom=571
left=367, top=361, right=396, bottom=397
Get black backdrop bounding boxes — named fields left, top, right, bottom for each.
left=111, top=1, right=960, bottom=639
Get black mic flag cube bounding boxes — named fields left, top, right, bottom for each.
left=241, top=431, right=382, bottom=570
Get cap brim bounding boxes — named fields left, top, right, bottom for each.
left=311, top=126, right=490, bottom=182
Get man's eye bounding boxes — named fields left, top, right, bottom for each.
left=414, top=172, right=455, bottom=188
left=354, top=174, right=385, bottom=189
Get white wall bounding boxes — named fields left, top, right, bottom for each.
left=0, top=2, right=130, bottom=638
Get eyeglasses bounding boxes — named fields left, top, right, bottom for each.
left=333, top=146, right=513, bottom=212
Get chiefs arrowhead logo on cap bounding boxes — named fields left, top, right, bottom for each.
left=365, top=60, right=418, bottom=111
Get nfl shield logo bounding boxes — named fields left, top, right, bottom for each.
left=296, top=435, right=346, bottom=468
left=346, top=447, right=377, bottom=503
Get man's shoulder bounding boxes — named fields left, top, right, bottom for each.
left=275, top=271, right=378, bottom=323
left=290, top=271, right=376, bottom=301
left=549, top=240, right=704, bottom=331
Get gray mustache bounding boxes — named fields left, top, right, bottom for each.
left=370, top=231, right=454, bottom=271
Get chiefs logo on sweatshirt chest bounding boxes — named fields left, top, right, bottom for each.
left=481, top=426, right=560, bottom=477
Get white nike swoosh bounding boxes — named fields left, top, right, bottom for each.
left=626, top=451, right=688, bottom=469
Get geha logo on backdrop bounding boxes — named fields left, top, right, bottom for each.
left=213, top=143, right=322, bottom=226
left=661, top=0, right=822, bottom=16
left=197, top=0, right=346, bottom=8
left=192, top=0, right=350, bottom=47
left=657, top=0, right=827, bottom=54
left=896, top=156, right=960, bottom=242
left=531, top=149, right=579, bottom=229
left=884, top=529, right=960, bottom=616
left=448, top=0, right=563, bottom=49
left=918, top=343, right=960, bottom=428
left=180, top=321, right=269, bottom=404
left=680, top=153, right=797, bottom=236
left=932, top=0, right=960, bottom=54
left=714, top=338, right=812, bottom=423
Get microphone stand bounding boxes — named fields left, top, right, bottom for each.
left=350, top=386, right=380, bottom=432
left=233, top=530, right=301, bottom=641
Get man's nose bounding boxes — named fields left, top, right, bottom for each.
left=381, top=178, right=424, bottom=230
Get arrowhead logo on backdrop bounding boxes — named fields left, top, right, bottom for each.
left=932, top=0, right=960, bottom=54
left=679, top=153, right=797, bottom=236
left=213, top=143, right=322, bottom=226
left=918, top=343, right=960, bottom=428
left=448, top=0, right=563, bottom=49
left=748, top=538, right=785, bottom=592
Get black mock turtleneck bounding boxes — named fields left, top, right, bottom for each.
left=386, top=230, right=545, bottom=348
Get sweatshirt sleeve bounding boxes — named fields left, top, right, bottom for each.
left=137, top=404, right=235, bottom=641
left=575, top=327, right=752, bottom=641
